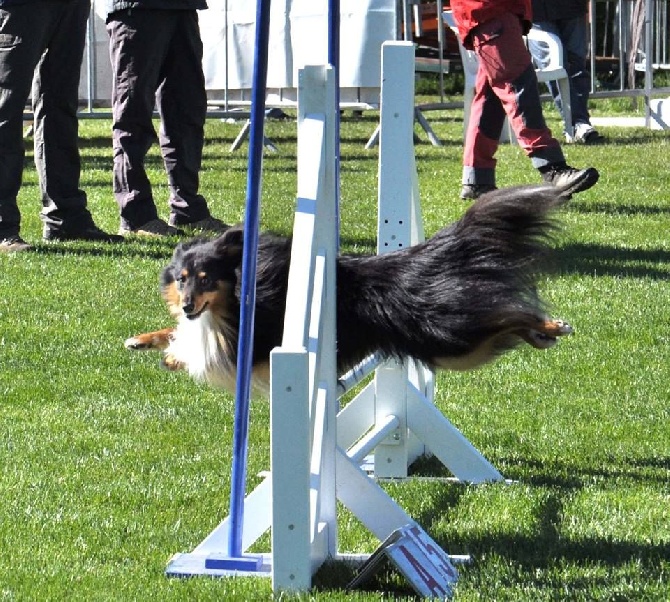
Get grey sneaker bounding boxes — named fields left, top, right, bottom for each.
left=460, top=184, right=497, bottom=201
left=119, top=218, right=184, bottom=237
left=0, top=235, right=32, bottom=252
left=171, top=215, right=230, bottom=235
left=541, top=164, right=599, bottom=198
left=573, top=122, right=601, bottom=144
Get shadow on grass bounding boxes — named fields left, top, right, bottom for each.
left=557, top=242, right=670, bottom=280
left=502, top=456, right=670, bottom=489
left=570, top=200, right=670, bottom=217
left=31, top=238, right=177, bottom=261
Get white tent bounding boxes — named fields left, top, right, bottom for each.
left=83, top=0, right=396, bottom=108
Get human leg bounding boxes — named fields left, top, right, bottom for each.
left=556, top=17, right=600, bottom=142
left=460, top=69, right=506, bottom=199
left=107, top=9, right=176, bottom=232
left=33, top=0, right=104, bottom=236
left=156, top=11, right=214, bottom=227
left=472, top=14, right=565, bottom=170
left=0, top=5, right=50, bottom=241
left=472, top=14, right=598, bottom=196
left=530, top=18, right=599, bottom=143
left=556, top=17, right=592, bottom=126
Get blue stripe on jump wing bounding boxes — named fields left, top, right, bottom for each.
left=296, top=197, right=317, bottom=215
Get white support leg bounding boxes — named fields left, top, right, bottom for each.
left=406, top=383, right=503, bottom=484
left=271, top=349, right=313, bottom=591
left=337, top=41, right=503, bottom=485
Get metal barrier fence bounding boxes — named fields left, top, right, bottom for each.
left=590, top=0, right=670, bottom=98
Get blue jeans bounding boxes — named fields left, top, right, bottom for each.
left=529, top=16, right=592, bottom=127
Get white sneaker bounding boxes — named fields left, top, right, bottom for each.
left=572, top=122, right=600, bottom=144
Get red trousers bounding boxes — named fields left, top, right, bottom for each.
left=462, top=12, right=564, bottom=186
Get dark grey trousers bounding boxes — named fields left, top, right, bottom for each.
left=0, top=0, right=94, bottom=237
left=106, top=9, right=211, bottom=230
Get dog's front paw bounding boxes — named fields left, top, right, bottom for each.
left=527, top=318, right=574, bottom=349
left=161, top=353, right=185, bottom=372
left=552, top=319, right=574, bottom=336
left=124, top=328, right=174, bottom=351
left=125, top=336, right=150, bottom=350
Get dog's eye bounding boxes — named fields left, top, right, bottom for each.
left=200, top=275, right=211, bottom=287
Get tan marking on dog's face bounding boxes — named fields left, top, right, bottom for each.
left=205, top=281, right=236, bottom=317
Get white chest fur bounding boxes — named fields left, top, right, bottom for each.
left=166, top=313, right=237, bottom=390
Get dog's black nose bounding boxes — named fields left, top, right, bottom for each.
left=182, top=301, right=195, bottom=314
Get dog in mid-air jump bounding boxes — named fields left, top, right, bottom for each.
left=125, top=184, right=573, bottom=392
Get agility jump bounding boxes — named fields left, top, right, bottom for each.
left=158, top=42, right=514, bottom=594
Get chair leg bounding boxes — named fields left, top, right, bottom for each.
left=557, top=77, right=574, bottom=142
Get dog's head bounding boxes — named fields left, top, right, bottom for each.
left=161, top=227, right=244, bottom=320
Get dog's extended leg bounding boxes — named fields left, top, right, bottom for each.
left=520, top=318, right=573, bottom=349
left=124, top=328, right=175, bottom=351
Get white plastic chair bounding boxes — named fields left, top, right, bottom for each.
left=443, top=10, right=573, bottom=143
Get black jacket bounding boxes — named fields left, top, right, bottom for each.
left=532, top=0, right=587, bottom=21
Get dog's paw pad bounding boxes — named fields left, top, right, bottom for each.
left=529, top=330, right=558, bottom=349
left=124, top=337, right=144, bottom=350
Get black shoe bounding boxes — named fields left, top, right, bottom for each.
left=541, top=164, right=599, bottom=198
left=0, top=235, right=33, bottom=252
left=460, top=184, right=497, bottom=200
left=44, top=224, right=124, bottom=243
left=119, top=218, right=184, bottom=237
left=170, top=215, right=230, bottom=235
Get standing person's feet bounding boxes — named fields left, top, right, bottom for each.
left=43, top=223, right=123, bottom=243
left=540, top=163, right=599, bottom=198
left=169, top=215, right=230, bottom=235
left=459, top=184, right=497, bottom=200
left=572, top=122, right=602, bottom=144
left=118, top=218, right=184, bottom=237
left=0, top=235, right=33, bottom=252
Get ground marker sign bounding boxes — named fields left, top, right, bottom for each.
left=348, top=524, right=459, bottom=598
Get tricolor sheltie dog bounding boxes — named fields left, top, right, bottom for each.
left=125, top=184, right=573, bottom=392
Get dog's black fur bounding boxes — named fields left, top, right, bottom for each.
left=125, top=184, right=572, bottom=390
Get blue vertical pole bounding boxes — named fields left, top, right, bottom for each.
left=328, top=0, right=341, bottom=249
left=228, top=0, right=272, bottom=561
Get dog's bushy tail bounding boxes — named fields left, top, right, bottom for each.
left=454, top=183, right=562, bottom=276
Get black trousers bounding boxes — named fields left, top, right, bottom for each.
left=0, top=0, right=94, bottom=236
left=107, top=8, right=211, bottom=230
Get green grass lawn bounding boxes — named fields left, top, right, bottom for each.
left=1, top=100, right=668, bottom=601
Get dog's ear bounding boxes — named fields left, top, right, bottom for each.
left=213, top=225, right=244, bottom=267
